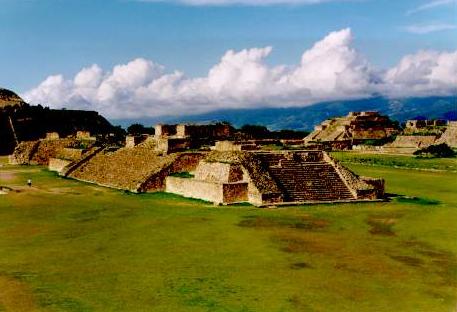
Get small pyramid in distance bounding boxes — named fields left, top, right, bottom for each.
left=0, top=88, right=27, bottom=109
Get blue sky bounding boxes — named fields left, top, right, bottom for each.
left=1, top=0, right=456, bottom=118
left=1, top=0, right=455, bottom=92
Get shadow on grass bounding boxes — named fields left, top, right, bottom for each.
left=290, top=262, right=313, bottom=270
left=394, top=196, right=441, bottom=205
left=238, top=215, right=329, bottom=230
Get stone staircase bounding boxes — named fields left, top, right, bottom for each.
left=258, top=153, right=355, bottom=202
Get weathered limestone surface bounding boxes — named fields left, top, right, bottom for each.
left=436, top=121, right=457, bottom=148
left=9, top=141, right=40, bottom=165
left=166, top=150, right=384, bottom=206
left=10, top=138, right=80, bottom=165
left=304, top=111, right=398, bottom=146
left=125, top=135, right=149, bottom=148
left=214, top=141, right=258, bottom=151
left=48, top=158, right=72, bottom=173
left=139, top=152, right=205, bottom=192
left=166, top=177, right=248, bottom=204
left=68, top=145, right=205, bottom=192
left=382, top=135, right=437, bottom=154
left=194, top=161, right=244, bottom=183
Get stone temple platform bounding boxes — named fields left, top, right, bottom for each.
left=166, top=150, right=385, bottom=207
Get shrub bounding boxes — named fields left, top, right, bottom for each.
left=413, top=143, right=456, bottom=158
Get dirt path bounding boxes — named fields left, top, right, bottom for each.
left=0, top=275, right=42, bottom=311
left=0, top=171, right=15, bottom=181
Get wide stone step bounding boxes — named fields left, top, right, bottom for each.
left=265, top=161, right=355, bottom=201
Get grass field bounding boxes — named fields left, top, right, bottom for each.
left=0, top=155, right=456, bottom=311
left=331, top=151, right=457, bottom=172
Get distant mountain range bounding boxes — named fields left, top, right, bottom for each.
left=112, top=96, right=457, bottom=131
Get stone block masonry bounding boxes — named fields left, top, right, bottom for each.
left=165, top=150, right=384, bottom=206
left=49, top=158, right=72, bottom=173
left=165, top=177, right=248, bottom=205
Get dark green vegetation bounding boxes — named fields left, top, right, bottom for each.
left=0, top=155, right=456, bottom=311
left=414, top=143, right=456, bottom=158
left=113, top=96, right=457, bottom=130
left=332, top=151, right=457, bottom=172
left=126, top=123, right=155, bottom=136
left=0, top=87, right=120, bottom=155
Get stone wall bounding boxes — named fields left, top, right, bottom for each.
left=166, top=177, right=224, bottom=204
left=222, top=183, right=249, bottom=203
left=9, top=141, right=40, bottom=165
left=194, top=161, right=244, bottom=183
left=382, top=135, right=437, bottom=154
left=76, top=131, right=91, bottom=139
left=139, top=152, right=205, bottom=192
left=165, top=177, right=248, bottom=204
left=46, top=132, right=60, bottom=140
left=125, top=135, right=150, bottom=148
left=155, top=137, right=190, bottom=154
left=48, top=158, right=72, bottom=173
left=155, top=124, right=177, bottom=137
left=10, top=138, right=79, bottom=165
left=214, top=141, right=258, bottom=151
left=31, top=139, right=80, bottom=165
left=57, top=148, right=84, bottom=161
left=435, top=122, right=457, bottom=148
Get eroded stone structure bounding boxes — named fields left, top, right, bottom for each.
left=304, top=111, right=399, bottom=149
left=166, top=150, right=384, bottom=206
left=10, top=137, right=86, bottom=166
left=64, top=144, right=205, bottom=192
left=436, top=121, right=457, bottom=148
left=0, top=88, right=116, bottom=155
left=154, top=123, right=232, bottom=153
left=382, top=135, right=437, bottom=154
left=125, top=135, right=149, bottom=148
left=382, top=119, right=457, bottom=153
left=405, top=119, right=447, bottom=132
left=213, top=141, right=258, bottom=151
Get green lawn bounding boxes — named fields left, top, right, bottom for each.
left=331, top=151, right=457, bottom=172
left=0, top=156, right=456, bottom=311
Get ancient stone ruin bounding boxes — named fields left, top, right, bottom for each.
left=166, top=150, right=384, bottom=206
left=382, top=119, right=457, bottom=154
left=154, top=123, right=232, bottom=153
left=0, top=88, right=117, bottom=155
left=304, top=111, right=399, bottom=149
left=8, top=114, right=389, bottom=207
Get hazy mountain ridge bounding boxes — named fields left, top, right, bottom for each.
left=112, top=96, right=457, bottom=131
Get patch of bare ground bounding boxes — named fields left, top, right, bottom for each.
left=238, top=215, right=329, bottom=231
left=46, top=188, right=82, bottom=195
left=0, top=275, right=41, bottom=312
left=389, top=255, right=424, bottom=267
left=2, top=224, right=46, bottom=240
left=367, top=217, right=397, bottom=236
left=399, top=240, right=457, bottom=286
left=276, top=233, right=342, bottom=254
left=0, top=171, right=14, bottom=181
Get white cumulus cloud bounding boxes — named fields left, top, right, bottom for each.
left=384, top=50, right=457, bottom=97
left=23, top=28, right=457, bottom=119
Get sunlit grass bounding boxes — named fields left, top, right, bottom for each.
left=0, top=160, right=456, bottom=311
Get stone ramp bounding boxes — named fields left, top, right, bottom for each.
left=68, top=147, right=178, bottom=192
left=68, top=146, right=205, bottom=192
